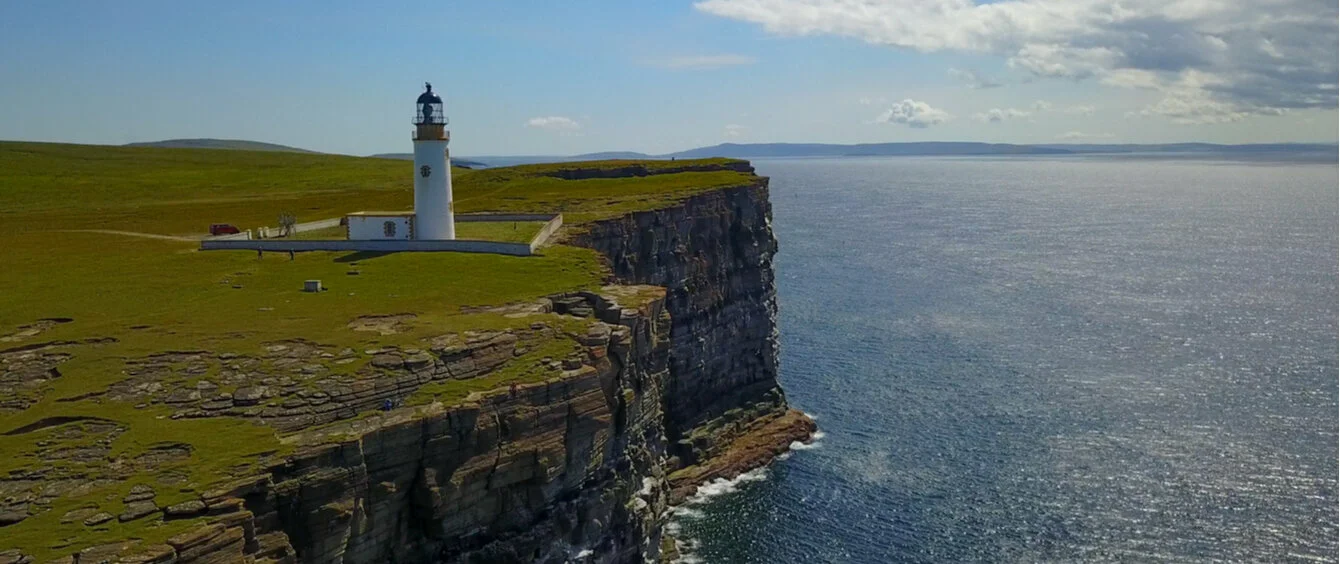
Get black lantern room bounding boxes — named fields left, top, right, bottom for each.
left=415, top=82, right=446, bottom=125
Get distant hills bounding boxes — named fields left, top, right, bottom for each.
left=367, top=153, right=487, bottom=168
left=124, top=140, right=491, bottom=167
left=125, top=139, right=318, bottom=153
left=117, top=138, right=1340, bottom=167
left=570, top=151, right=656, bottom=160
left=659, top=141, right=1337, bottom=159
left=465, top=142, right=1337, bottom=167
left=664, top=142, right=1069, bottom=158
left=1031, top=143, right=1339, bottom=154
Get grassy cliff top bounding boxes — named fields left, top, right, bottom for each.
left=0, top=141, right=753, bottom=226
left=0, top=141, right=755, bottom=558
left=122, top=139, right=320, bottom=153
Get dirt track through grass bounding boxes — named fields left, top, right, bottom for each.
left=54, top=229, right=201, bottom=242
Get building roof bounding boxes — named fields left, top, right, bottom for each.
left=417, top=82, right=442, bottom=105
left=347, top=211, right=416, bottom=217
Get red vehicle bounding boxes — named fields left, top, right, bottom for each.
left=209, top=224, right=241, bottom=236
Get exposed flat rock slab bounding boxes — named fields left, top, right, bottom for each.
left=118, top=500, right=158, bottom=522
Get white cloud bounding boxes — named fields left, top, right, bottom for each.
left=1008, top=44, right=1118, bottom=79
left=652, top=54, right=757, bottom=69
left=525, top=116, right=581, bottom=131
left=724, top=124, right=747, bottom=137
left=875, top=99, right=951, bottom=128
left=1133, top=70, right=1288, bottom=124
left=1057, top=131, right=1115, bottom=140
left=1030, top=100, right=1096, bottom=115
left=973, top=108, right=1031, bottom=123
left=695, top=0, right=1337, bottom=124
left=1100, top=69, right=1163, bottom=90
left=1135, top=93, right=1273, bottom=124
left=948, top=67, right=1002, bottom=89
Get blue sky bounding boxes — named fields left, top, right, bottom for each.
left=1, top=1, right=1335, bottom=156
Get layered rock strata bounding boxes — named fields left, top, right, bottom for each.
left=4, top=171, right=814, bottom=563
left=4, top=291, right=673, bottom=564
left=573, top=177, right=814, bottom=475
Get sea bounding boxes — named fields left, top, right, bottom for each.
left=669, top=155, right=1338, bottom=563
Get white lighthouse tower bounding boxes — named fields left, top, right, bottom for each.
left=412, top=82, right=454, bottom=240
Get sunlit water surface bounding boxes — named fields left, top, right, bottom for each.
left=671, top=156, right=1338, bottom=563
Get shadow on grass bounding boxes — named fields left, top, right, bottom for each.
left=334, top=251, right=397, bottom=263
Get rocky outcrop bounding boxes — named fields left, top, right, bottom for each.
left=573, top=178, right=813, bottom=472
left=101, top=329, right=553, bottom=433
left=260, top=292, right=674, bottom=563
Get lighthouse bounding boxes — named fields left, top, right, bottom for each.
left=412, top=82, right=454, bottom=240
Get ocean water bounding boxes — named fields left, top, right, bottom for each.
left=671, top=156, right=1338, bottom=563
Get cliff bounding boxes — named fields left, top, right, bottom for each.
left=0, top=156, right=812, bottom=563
left=571, top=177, right=815, bottom=500
left=183, top=291, right=675, bottom=564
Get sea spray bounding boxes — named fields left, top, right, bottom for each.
left=668, top=439, right=826, bottom=563
left=666, top=468, right=770, bottom=563
left=685, top=466, right=770, bottom=505
left=668, top=415, right=824, bottom=562
left=791, top=429, right=825, bottom=451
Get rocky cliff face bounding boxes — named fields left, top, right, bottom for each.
left=34, top=291, right=674, bottom=564
left=263, top=291, right=676, bottom=564
left=13, top=170, right=813, bottom=564
left=573, top=175, right=813, bottom=484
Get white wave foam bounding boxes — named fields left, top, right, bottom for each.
left=789, top=439, right=820, bottom=451
left=672, top=506, right=705, bottom=519
left=776, top=451, right=793, bottom=461
left=666, top=456, right=784, bottom=563
left=684, top=466, right=769, bottom=506
left=804, top=411, right=819, bottom=421
left=788, top=427, right=825, bottom=452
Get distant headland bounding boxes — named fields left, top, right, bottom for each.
left=122, top=138, right=1339, bottom=169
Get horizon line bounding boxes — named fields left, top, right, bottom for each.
left=4, top=138, right=1338, bottom=160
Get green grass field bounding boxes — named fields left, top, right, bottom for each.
left=0, top=141, right=756, bottom=558
left=455, top=220, right=548, bottom=243
left=0, top=142, right=750, bottom=234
